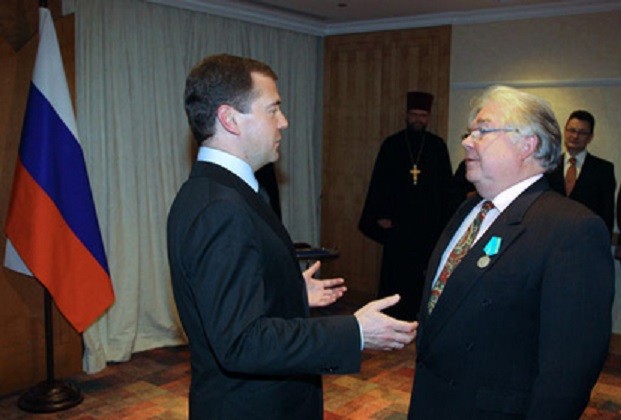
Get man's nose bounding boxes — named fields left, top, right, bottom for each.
left=279, top=113, right=289, bottom=129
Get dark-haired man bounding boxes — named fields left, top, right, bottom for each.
left=546, top=110, right=616, bottom=236
left=167, top=54, right=417, bottom=419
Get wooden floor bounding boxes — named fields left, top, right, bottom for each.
left=1, top=305, right=621, bottom=419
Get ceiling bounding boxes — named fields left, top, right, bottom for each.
left=148, top=0, right=621, bottom=35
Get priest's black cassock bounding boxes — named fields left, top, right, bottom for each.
left=359, top=127, right=453, bottom=320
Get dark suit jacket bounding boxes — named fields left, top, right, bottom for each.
left=408, top=178, right=614, bottom=419
left=546, top=153, right=616, bottom=236
left=167, top=162, right=361, bottom=419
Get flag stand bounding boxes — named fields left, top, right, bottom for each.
left=17, top=289, right=83, bottom=413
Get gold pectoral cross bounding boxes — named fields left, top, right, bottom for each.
left=410, top=165, right=421, bottom=185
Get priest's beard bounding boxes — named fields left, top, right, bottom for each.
left=406, top=123, right=427, bottom=136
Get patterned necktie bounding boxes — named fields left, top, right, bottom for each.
left=428, top=201, right=494, bottom=314
left=565, top=157, right=577, bottom=196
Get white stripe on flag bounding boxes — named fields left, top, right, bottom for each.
left=4, top=239, right=32, bottom=276
left=33, top=8, right=79, bottom=142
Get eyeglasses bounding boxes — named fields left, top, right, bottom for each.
left=565, top=127, right=591, bottom=136
left=461, top=128, right=520, bottom=140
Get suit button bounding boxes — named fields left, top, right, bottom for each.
left=448, top=379, right=455, bottom=387
left=465, top=342, right=474, bottom=351
left=481, top=298, right=492, bottom=307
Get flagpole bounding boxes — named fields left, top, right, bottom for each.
left=18, top=290, right=84, bottom=413
left=16, top=0, right=84, bottom=412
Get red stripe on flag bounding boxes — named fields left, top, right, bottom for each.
left=6, top=162, right=114, bottom=332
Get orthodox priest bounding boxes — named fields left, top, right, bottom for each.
left=359, top=91, right=453, bottom=320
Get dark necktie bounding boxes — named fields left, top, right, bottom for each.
left=565, top=157, right=577, bottom=196
left=258, top=186, right=270, bottom=204
left=428, top=201, right=494, bottom=314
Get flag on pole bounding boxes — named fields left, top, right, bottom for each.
left=4, top=7, right=114, bottom=333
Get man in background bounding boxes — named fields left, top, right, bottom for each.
left=359, top=91, right=453, bottom=320
left=546, top=110, right=615, bottom=236
left=167, top=54, right=417, bottom=419
left=408, top=86, right=613, bottom=419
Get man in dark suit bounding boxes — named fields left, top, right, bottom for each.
left=408, top=86, right=614, bottom=419
left=167, top=54, right=417, bottom=419
left=546, top=110, right=616, bottom=236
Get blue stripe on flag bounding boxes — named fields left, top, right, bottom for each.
left=18, top=83, right=110, bottom=274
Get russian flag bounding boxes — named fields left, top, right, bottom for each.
left=4, top=7, right=114, bottom=333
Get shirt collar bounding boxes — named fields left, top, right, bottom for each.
left=197, top=146, right=259, bottom=192
left=488, top=174, right=543, bottom=213
left=566, top=149, right=587, bottom=167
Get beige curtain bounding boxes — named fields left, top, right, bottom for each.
left=70, top=0, right=323, bottom=373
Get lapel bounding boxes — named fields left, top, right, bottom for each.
left=190, top=162, right=297, bottom=261
left=418, top=178, right=549, bottom=351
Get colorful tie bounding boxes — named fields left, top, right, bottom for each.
left=428, top=201, right=494, bottom=314
left=565, top=157, right=577, bottom=196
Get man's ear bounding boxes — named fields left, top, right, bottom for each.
left=217, top=105, right=240, bottom=135
left=520, top=135, right=538, bottom=159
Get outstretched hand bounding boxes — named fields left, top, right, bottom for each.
left=303, top=261, right=347, bottom=308
left=354, top=294, right=418, bottom=351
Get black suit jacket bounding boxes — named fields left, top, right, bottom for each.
left=167, top=162, right=361, bottom=419
left=546, top=153, right=615, bottom=236
left=408, top=178, right=614, bottom=419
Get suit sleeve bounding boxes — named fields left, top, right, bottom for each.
left=183, top=199, right=361, bottom=376
left=527, top=214, right=613, bottom=418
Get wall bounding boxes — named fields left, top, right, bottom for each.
left=448, top=12, right=621, bottom=170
